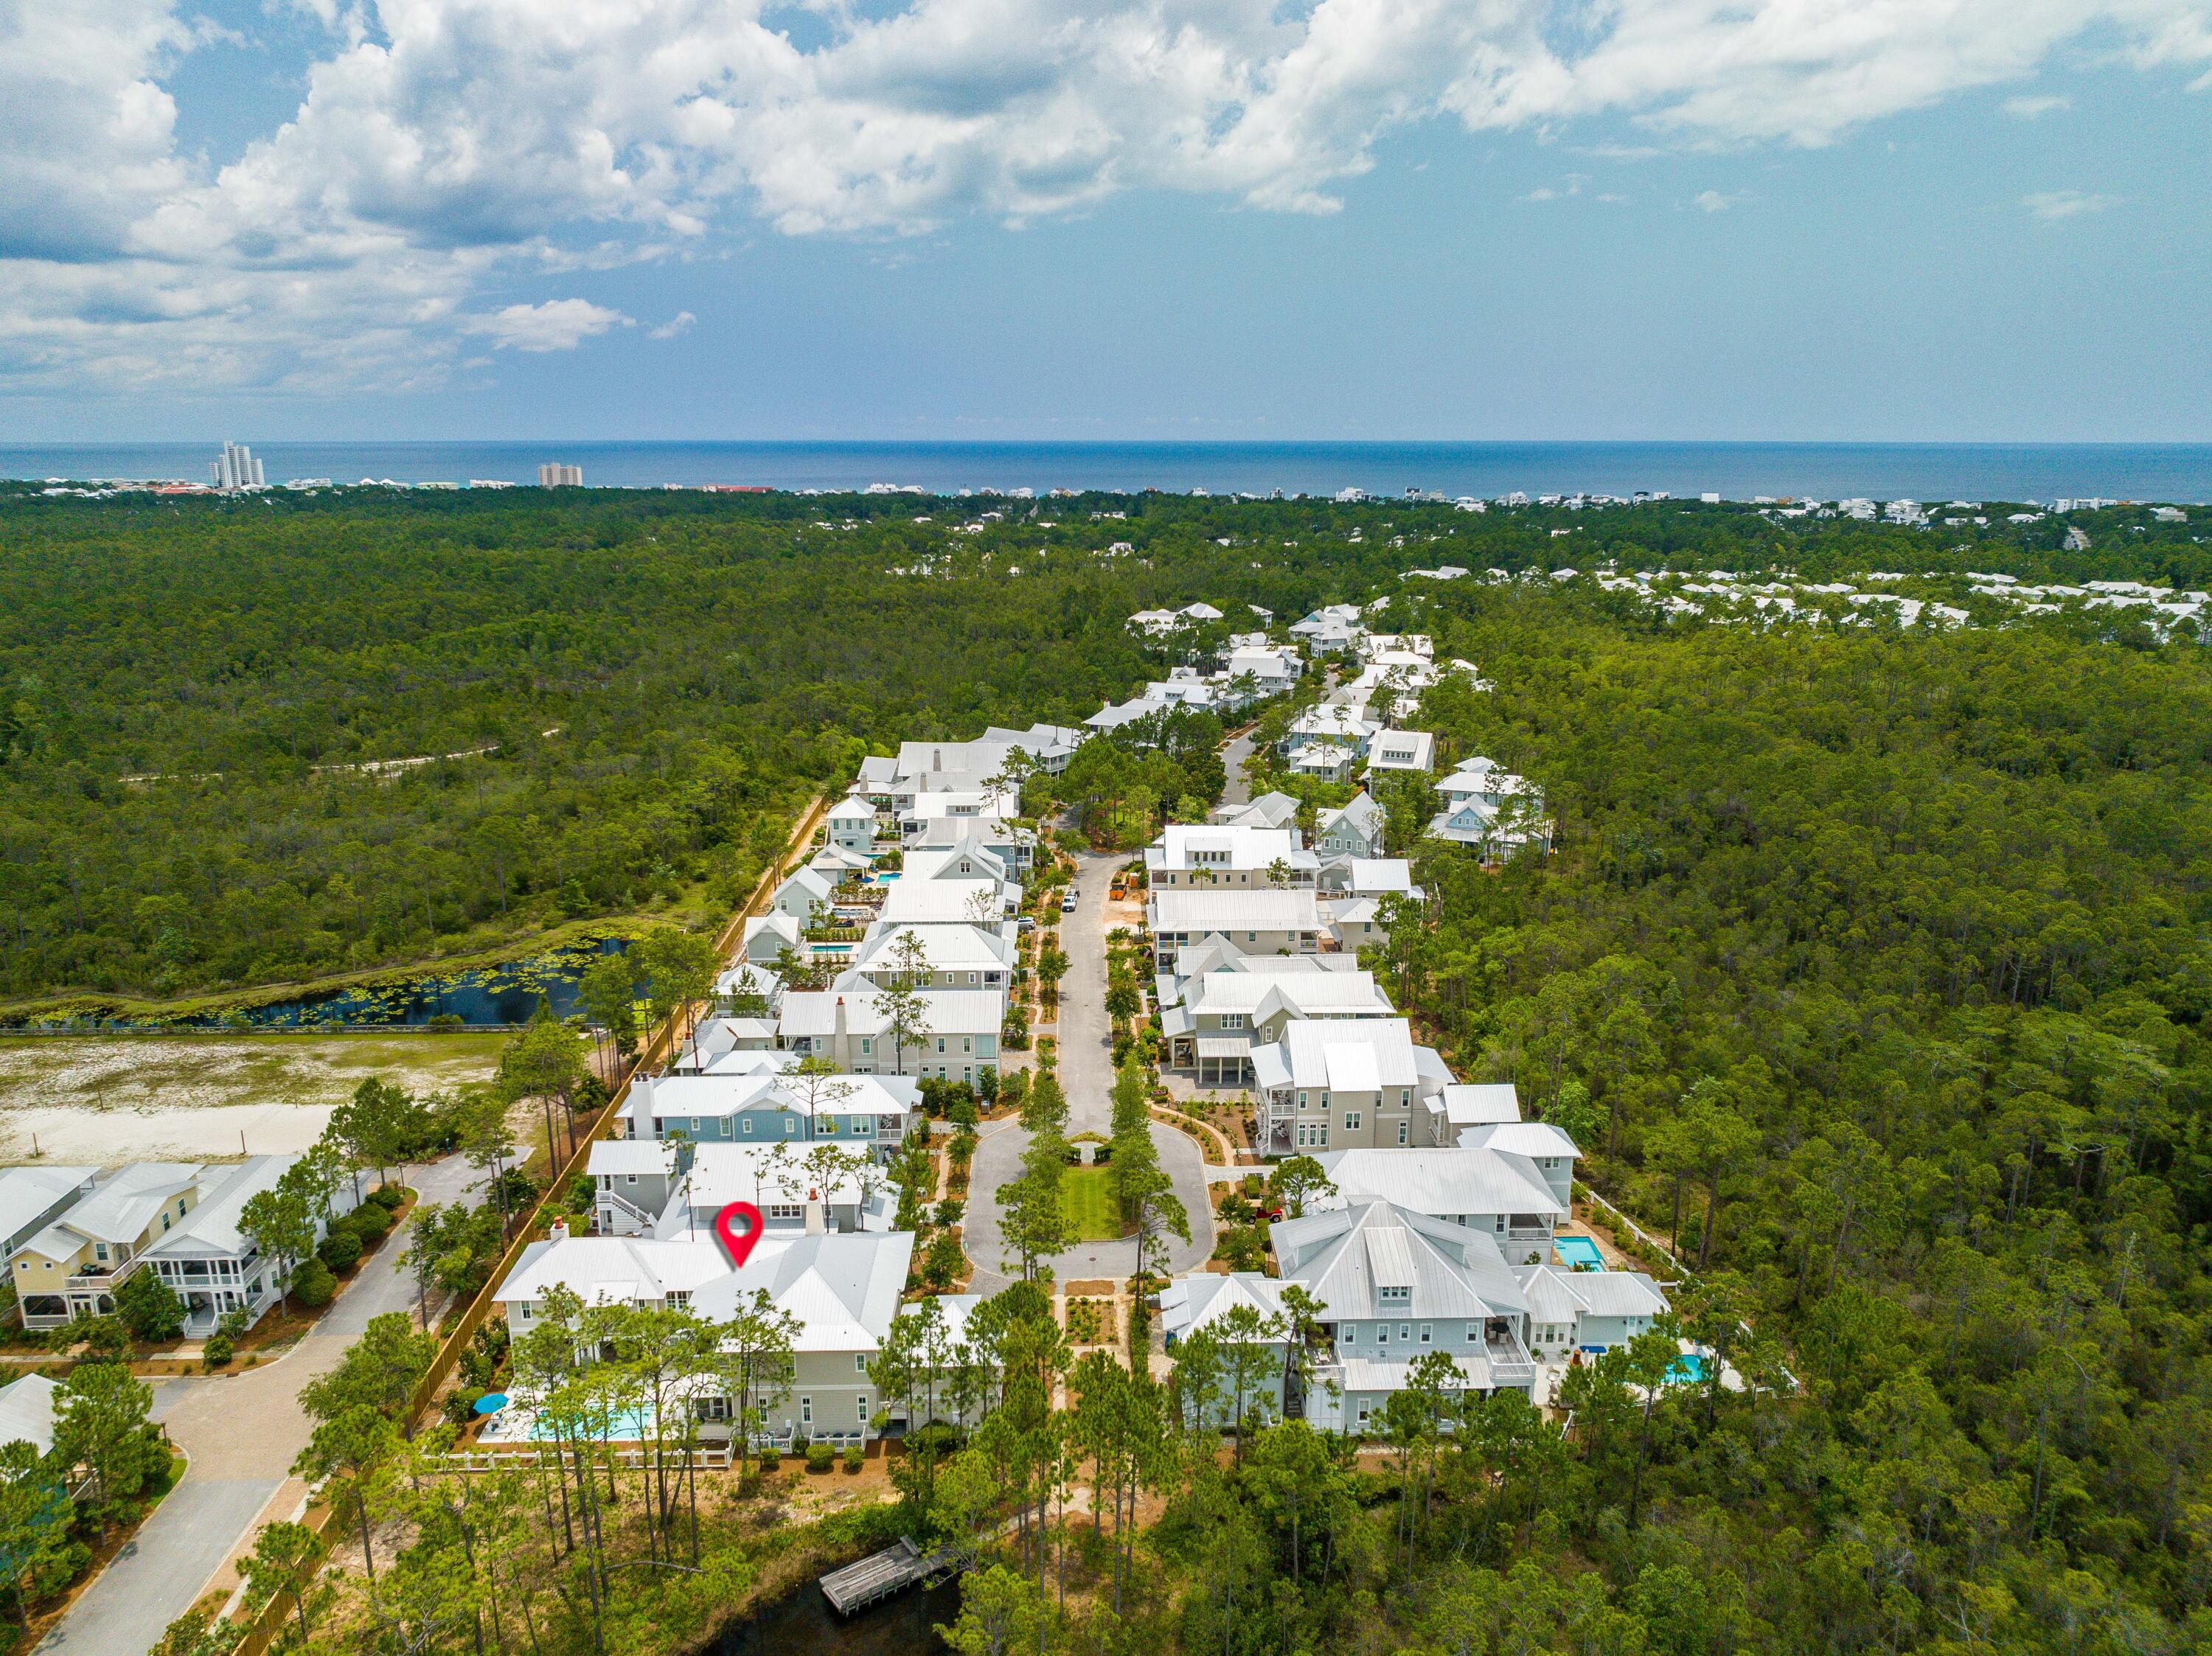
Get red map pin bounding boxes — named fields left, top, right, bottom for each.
left=713, top=1200, right=765, bottom=1268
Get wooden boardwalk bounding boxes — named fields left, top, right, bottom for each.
left=818, top=1537, right=952, bottom=1614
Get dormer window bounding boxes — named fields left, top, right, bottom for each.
left=1377, top=1285, right=1411, bottom=1305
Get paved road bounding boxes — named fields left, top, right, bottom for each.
left=964, top=854, right=1213, bottom=1295
left=1220, top=731, right=1257, bottom=808
left=41, top=1156, right=484, bottom=1656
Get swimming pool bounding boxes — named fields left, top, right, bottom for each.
left=1554, top=1236, right=1605, bottom=1270
left=1667, top=1353, right=1708, bottom=1385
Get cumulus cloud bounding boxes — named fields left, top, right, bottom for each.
left=2023, top=188, right=2120, bottom=219
left=1692, top=189, right=1739, bottom=212
left=650, top=310, right=697, bottom=339
left=5, top=0, right=2211, bottom=392
left=462, top=299, right=633, bottom=351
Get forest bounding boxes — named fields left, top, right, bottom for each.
left=12, top=480, right=2197, bottom=1654
left=3, top=481, right=2199, bottom=1016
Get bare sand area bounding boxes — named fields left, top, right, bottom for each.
left=0, top=1033, right=507, bottom=1163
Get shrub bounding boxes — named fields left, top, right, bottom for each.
left=31, top=1540, right=91, bottom=1601
left=843, top=1444, right=863, bottom=1472
left=202, top=1332, right=234, bottom=1366
left=757, top=1446, right=782, bottom=1472
left=349, top=1203, right=393, bottom=1241
left=807, top=1443, right=835, bottom=1473
left=317, top=1230, right=363, bottom=1273
left=368, top=1184, right=407, bottom=1212
left=291, top=1259, right=337, bottom=1309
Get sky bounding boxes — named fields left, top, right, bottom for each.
left=3, top=0, right=2210, bottom=443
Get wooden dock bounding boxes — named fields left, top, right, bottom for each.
left=818, top=1537, right=952, bottom=1614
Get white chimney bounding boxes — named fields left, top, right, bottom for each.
left=549, top=1218, right=570, bottom=1242
left=804, top=1188, right=827, bottom=1235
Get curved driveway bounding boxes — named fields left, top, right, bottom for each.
left=965, top=852, right=1213, bottom=1295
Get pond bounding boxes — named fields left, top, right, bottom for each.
left=12, top=935, right=630, bottom=1032
left=709, top=1576, right=957, bottom=1656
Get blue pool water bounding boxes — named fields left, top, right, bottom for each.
left=1554, top=1236, right=1605, bottom=1270
left=1668, top=1353, right=1709, bottom=1385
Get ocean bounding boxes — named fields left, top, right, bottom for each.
left=4, top=440, right=2211, bottom=504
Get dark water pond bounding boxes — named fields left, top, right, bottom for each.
left=14, top=936, right=629, bottom=1031
left=711, top=1577, right=958, bottom=1656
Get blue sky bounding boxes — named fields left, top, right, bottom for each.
left=3, top=0, right=2208, bottom=442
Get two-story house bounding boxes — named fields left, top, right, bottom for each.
left=1144, top=824, right=1318, bottom=891
left=841, top=922, right=1015, bottom=993
left=1147, top=889, right=1324, bottom=973
left=1248, top=1018, right=1452, bottom=1154
left=1270, top=1201, right=1537, bottom=1430
left=143, top=1154, right=363, bottom=1334
left=690, top=1230, right=917, bottom=1446
left=0, top=1166, right=98, bottom=1267
left=776, top=989, right=1005, bottom=1084
left=1160, top=967, right=1396, bottom=1086
left=13, top=1163, right=202, bottom=1329
left=824, top=797, right=877, bottom=856
left=621, top=1071, right=920, bottom=1161
left=589, top=1140, right=897, bottom=1239
left=1158, top=1273, right=1294, bottom=1427
left=1315, top=792, right=1385, bottom=860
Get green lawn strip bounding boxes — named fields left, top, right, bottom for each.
left=1061, top=1166, right=1122, bottom=1240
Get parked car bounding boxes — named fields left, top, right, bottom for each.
left=1061, top=891, right=1079, bottom=913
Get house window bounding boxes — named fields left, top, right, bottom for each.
left=800, top=1397, right=813, bottom=1426
left=1377, top=1325, right=1390, bottom=1345
left=1297, top=1091, right=1308, bottom=1108
left=856, top=1353, right=869, bottom=1372
left=742, top=1119, right=754, bottom=1135
left=1343, top=1112, right=1361, bottom=1132
left=768, top=1203, right=803, bottom=1220
left=962, top=1037, right=973, bottom=1053
left=785, top=1119, right=799, bottom=1135
left=936, top=1038, right=947, bottom=1054
left=521, top=1304, right=534, bottom=1321
left=858, top=1395, right=869, bottom=1422
left=860, top=1038, right=873, bottom=1055
left=94, top=1244, right=108, bottom=1263
left=1399, top=1089, right=1410, bottom=1107
left=1397, top=1121, right=1409, bottom=1146
left=1419, top=1324, right=1432, bottom=1344
left=1466, top=1323, right=1481, bottom=1343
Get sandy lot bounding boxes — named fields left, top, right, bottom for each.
left=0, top=1033, right=507, bottom=1163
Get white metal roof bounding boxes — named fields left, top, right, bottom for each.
left=689, top=1231, right=915, bottom=1351
left=1272, top=1019, right=1422, bottom=1090
left=1150, top=889, right=1323, bottom=936
left=1460, top=1121, right=1582, bottom=1160
left=1316, top=1148, right=1564, bottom=1220
left=1442, top=1083, right=1522, bottom=1125
left=0, top=1374, right=58, bottom=1456
left=0, top=1166, right=97, bottom=1250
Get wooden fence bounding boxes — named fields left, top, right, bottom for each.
left=229, top=793, right=831, bottom=1656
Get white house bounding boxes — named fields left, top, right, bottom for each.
left=142, top=1155, right=364, bottom=1335
left=777, top=988, right=1006, bottom=1082
left=843, top=922, right=1016, bottom=993
left=771, top=866, right=838, bottom=925
left=1144, top=824, right=1318, bottom=891
left=589, top=1139, right=898, bottom=1240
left=1160, top=965, right=1397, bottom=1085
left=1147, top=888, right=1324, bottom=971
left=1366, top=731, right=1436, bottom=774
left=622, top=1071, right=921, bottom=1158
left=1313, top=1147, right=1565, bottom=1265
left=1212, top=791, right=1301, bottom=831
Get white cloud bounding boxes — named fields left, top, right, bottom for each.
left=4, top=0, right=2211, bottom=392
left=2023, top=189, right=2119, bottom=220
left=462, top=299, right=633, bottom=352
left=2005, top=93, right=2073, bottom=116
left=650, top=310, right=697, bottom=339
left=1692, top=189, right=1739, bottom=212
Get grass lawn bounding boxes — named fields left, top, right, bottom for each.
left=1062, top=1166, right=1122, bottom=1241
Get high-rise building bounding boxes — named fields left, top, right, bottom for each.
left=538, top=462, right=583, bottom=487
left=209, top=442, right=265, bottom=490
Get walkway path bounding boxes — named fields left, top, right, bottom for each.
left=964, top=853, right=1213, bottom=1296
left=40, top=1155, right=484, bottom=1656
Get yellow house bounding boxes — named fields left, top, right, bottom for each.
left=12, top=1163, right=201, bottom=1329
